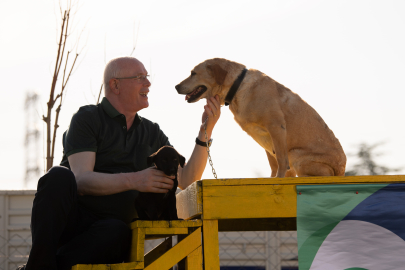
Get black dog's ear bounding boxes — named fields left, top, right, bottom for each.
left=147, top=155, right=155, bottom=167
left=178, top=154, right=186, bottom=168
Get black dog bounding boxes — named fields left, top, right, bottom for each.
left=135, top=146, right=185, bottom=220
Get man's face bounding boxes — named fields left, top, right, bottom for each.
left=118, top=59, right=151, bottom=113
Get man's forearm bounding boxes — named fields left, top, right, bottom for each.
left=168, top=95, right=221, bottom=190
left=178, top=130, right=211, bottom=189
left=74, top=168, right=175, bottom=196
left=75, top=171, right=134, bottom=196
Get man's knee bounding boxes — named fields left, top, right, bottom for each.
left=38, top=166, right=76, bottom=189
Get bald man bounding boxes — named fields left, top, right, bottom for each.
left=20, top=57, right=221, bottom=270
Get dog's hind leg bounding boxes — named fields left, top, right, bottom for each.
left=295, top=161, right=334, bottom=177
left=265, top=151, right=278, bottom=177
left=285, top=167, right=296, bottom=177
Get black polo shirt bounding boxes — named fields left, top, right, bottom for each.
left=60, top=97, right=171, bottom=224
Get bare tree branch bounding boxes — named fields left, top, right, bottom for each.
left=63, top=53, right=79, bottom=89
left=50, top=53, right=78, bottom=163
left=61, top=51, right=70, bottom=90
left=56, top=10, right=69, bottom=76
left=49, top=10, right=67, bottom=109
left=44, top=0, right=85, bottom=170
left=96, top=21, right=139, bottom=104
left=104, top=33, right=107, bottom=64
left=44, top=10, right=68, bottom=170
left=96, top=84, right=103, bottom=104
left=130, top=21, right=140, bottom=56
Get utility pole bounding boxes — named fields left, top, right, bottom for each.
left=24, top=91, right=41, bottom=188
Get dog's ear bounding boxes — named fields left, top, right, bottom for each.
left=147, top=154, right=155, bottom=167
left=206, top=64, right=228, bottom=85
left=178, top=154, right=186, bottom=168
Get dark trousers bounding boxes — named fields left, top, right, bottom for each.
left=25, top=166, right=131, bottom=270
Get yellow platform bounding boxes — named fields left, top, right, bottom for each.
left=74, top=175, right=405, bottom=270
left=176, top=175, right=405, bottom=269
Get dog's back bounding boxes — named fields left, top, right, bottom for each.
left=232, top=69, right=346, bottom=176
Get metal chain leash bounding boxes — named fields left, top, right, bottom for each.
left=203, top=118, right=218, bottom=179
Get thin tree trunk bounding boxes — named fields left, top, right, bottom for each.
left=44, top=11, right=67, bottom=171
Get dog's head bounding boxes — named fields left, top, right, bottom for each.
left=147, top=146, right=185, bottom=176
left=175, top=58, right=246, bottom=104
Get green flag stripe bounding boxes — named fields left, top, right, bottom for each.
left=298, top=222, right=339, bottom=270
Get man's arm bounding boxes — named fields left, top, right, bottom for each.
left=68, top=151, right=175, bottom=196
left=178, top=95, right=221, bottom=189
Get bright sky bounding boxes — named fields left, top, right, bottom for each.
left=1, top=0, right=405, bottom=189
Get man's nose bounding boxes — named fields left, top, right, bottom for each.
left=144, top=77, right=151, bottom=87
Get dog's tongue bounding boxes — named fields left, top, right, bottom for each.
left=185, top=94, right=190, bottom=101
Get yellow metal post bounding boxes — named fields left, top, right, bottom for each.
left=130, top=227, right=146, bottom=262
left=202, top=220, right=220, bottom=270
left=186, top=246, right=203, bottom=270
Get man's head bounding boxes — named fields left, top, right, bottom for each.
left=103, top=57, right=151, bottom=114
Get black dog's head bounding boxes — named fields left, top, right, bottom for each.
left=147, top=146, right=185, bottom=176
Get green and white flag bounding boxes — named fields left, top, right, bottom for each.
left=297, top=184, right=405, bottom=270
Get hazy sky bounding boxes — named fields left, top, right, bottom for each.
left=1, top=0, right=405, bottom=189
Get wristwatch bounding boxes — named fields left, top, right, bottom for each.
left=196, top=137, right=213, bottom=147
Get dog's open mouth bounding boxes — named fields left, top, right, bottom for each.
left=185, top=85, right=207, bottom=103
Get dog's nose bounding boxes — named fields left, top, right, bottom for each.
left=175, top=84, right=180, bottom=92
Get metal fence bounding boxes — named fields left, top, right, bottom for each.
left=0, top=232, right=31, bottom=270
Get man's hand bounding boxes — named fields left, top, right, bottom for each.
left=130, top=167, right=175, bottom=193
left=200, top=95, right=221, bottom=138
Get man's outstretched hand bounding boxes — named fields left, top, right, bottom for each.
left=130, top=167, right=175, bottom=193
left=200, top=95, right=221, bottom=137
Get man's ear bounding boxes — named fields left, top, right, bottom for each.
left=178, top=154, right=186, bottom=168
left=109, top=78, right=120, bottom=94
left=206, top=64, right=228, bottom=85
left=147, top=155, right=155, bottom=167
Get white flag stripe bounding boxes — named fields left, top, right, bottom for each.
left=310, top=220, right=405, bottom=270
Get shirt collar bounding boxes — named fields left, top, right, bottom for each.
left=101, top=97, right=143, bottom=126
left=101, top=97, right=121, bottom=118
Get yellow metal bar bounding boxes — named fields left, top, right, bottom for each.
left=144, top=228, right=202, bottom=270
left=72, top=265, right=108, bottom=270
left=110, top=262, right=143, bottom=270
left=145, top=227, right=188, bottom=235
left=202, top=220, right=220, bottom=270
left=131, top=220, right=202, bottom=229
left=203, top=184, right=296, bottom=219
left=186, top=246, right=203, bottom=270
left=72, top=262, right=143, bottom=270
left=130, top=227, right=145, bottom=262
left=200, top=175, right=405, bottom=186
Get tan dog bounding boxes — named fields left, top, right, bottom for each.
left=175, top=58, right=346, bottom=177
